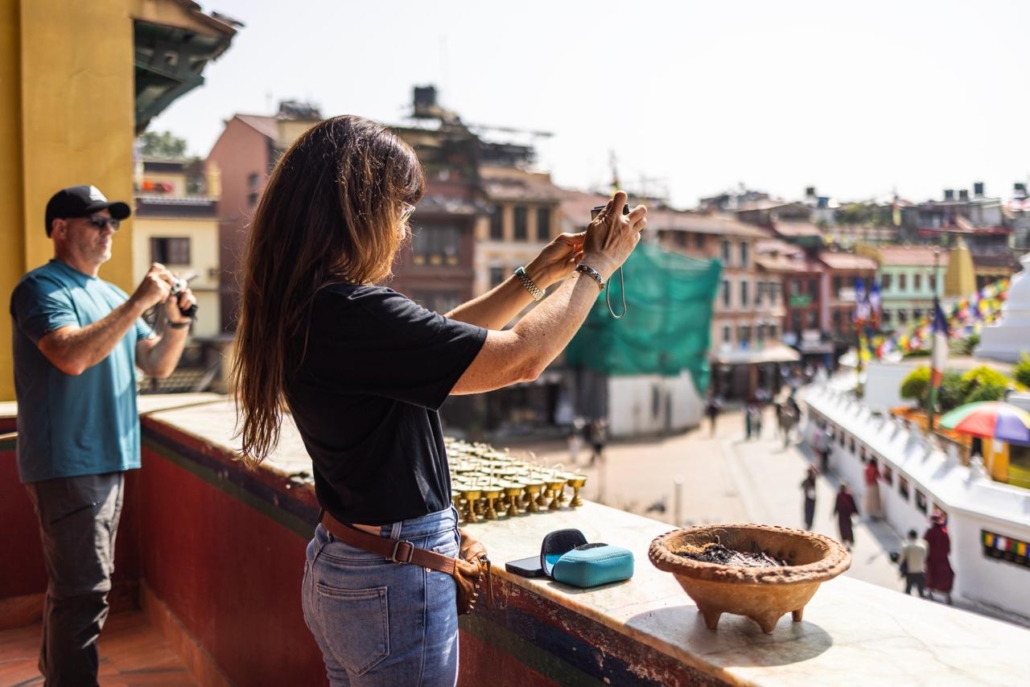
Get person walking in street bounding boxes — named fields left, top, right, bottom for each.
left=813, top=424, right=832, bottom=474
left=568, top=416, right=585, bottom=465
left=863, top=458, right=883, bottom=521
left=705, top=394, right=721, bottom=437
left=924, top=512, right=955, bottom=605
left=10, top=185, right=195, bottom=685
left=231, top=115, right=648, bottom=686
left=800, top=466, right=818, bottom=530
left=833, top=482, right=860, bottom=551
left=746, top=399, right=762, bottom=440
left=899, top=529, right=927, bottom=598
left=588, top=418, right=608, bottom=467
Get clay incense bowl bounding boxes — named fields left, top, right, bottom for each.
left=649, top=524, right=850, bottom=634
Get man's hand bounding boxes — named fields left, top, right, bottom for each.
left=131, top=263, right=176, bottom=311
left=165, top=285, right=197, bottom=324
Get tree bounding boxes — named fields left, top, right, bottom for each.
left=138, top=130, right=189, bottom=159
left=937, top=371, right=966, bottom=413
left=900, top=366, right=931, bottom=408
left=1015, top=353, right=1030, bottom=389
left=960, top=365, right=1010, bottom=398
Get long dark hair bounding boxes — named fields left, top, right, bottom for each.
left=232, top=115, right=424, bottom=464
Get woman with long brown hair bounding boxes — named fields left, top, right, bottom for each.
left=233, top=115, right=646, bottom=686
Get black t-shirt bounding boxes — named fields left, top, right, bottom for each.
left=286, top=284, right=486, bottom=525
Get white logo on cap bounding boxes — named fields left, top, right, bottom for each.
left=88, top=186, right=107, bottom=202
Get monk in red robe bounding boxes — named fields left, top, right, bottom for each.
left=924, top=513, right=954, bottom=604
left=833, top=483, right=859, bottom=551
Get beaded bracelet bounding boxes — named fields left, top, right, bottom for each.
left=576, top=264, right=627, bottom=319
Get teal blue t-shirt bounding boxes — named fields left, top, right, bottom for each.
left=9, top=260, right=154, bottom=483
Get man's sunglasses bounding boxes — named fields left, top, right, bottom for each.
left=85, top=215, right=120, bottom=231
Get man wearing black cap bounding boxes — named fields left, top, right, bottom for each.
left=9, top=184, right=196, bottom=685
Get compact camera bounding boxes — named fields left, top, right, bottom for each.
left=170, top=273, right=198, bottom=319
left=590, top=204, right=632, bottom=221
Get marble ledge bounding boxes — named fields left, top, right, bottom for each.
left=7, top=396, right=1028, bottom=685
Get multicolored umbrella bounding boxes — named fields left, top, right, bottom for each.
left=939, top=402, right=1030, bottom=445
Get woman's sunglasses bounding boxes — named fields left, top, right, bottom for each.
left=86, top=215, right=121, bottom=231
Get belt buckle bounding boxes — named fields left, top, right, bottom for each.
left=390, top=539, right=415, bottom=564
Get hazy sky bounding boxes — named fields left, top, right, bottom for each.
left=151, top=0, right=1030, bottom=208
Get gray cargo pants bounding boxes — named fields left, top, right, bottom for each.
left=24, top=472, right=125, bottom=687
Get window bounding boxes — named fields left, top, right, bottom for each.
left=489, top=266, right=505, bottom=288
left=151, top=237, right=190, bottom=265
left=694, top=234, right=705, bottom=249
left=899, top=477, right=910, bottom=501
left=913, top=309, right=923, bottom=321
left=489, top=206, right=503, bottom=240
left=882, top=273, right=892, bottom=290
left=721, top=240, right=731, bottom=264
left=721, top=279, right=731, bottom=308
left=898, top=310, right=908, bottom=324
left=768, top=325, right=777, bottom=340
left=768, top=282, right=779, bottom=304
left=882, top=309, right=892, bottom=324
left=808, top=278, right=818, bottom=298
left=791, top=312, right=801, bottom=332
left=513, top=206, right=528, bottom=241
left=738, top=325, right=752, bottom=346
left=757, top=324, right=765, bottom=342
left=739, top=241, right=749, bottom=267
left=411, top=224, right=461, bottom=265
left=929, top=274, right=937, bottom=292
left=915, top=490, right=928, bottom=514
left=914, top=274, right=922, bottom=291
left=832, top=276, right=842, bottom=295
left=740, top=279, right=749, bottom=307
left=536, top=207, right=551, bottom=241
left=899, top=273, right=907, bottom=290
left=832, top=310, right=842, bottom=332
left=882, top=465, right=893, bottom=485
left=756, top=282, right=765, bottom=306
left=247, top=172, right=260, bottom=206
left=722, top=325, right=732, bottom=343
left=807, top=311, right=818, bottom=328
left=791, top=279, right=801, bottom=295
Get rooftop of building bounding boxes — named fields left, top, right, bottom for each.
left=876, top=245, right=952, bottom=267
left=771, top=221, right=825, bottom=238
left=818, top=251, right=879, bottom=271
left=650, top=210, right=771, bottom=238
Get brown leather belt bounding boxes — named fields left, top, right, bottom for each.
left=319, top=510, right=457, bottom=576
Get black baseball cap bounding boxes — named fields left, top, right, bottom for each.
left=45, top=185, right=131, bottom=237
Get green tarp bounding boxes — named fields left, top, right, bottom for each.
left=566, top=243, right=722, bottom=392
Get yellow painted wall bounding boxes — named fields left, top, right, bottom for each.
left=1, top=0, right=136, bottom=400
left=132, top=216, right=221, bottom=338
left=0, top=0, right=26, bottom=401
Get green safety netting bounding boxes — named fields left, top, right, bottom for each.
left=565, top=243, right=722, bottom=392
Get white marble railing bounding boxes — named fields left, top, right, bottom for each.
left=803, top=384, right=1030, bottom=621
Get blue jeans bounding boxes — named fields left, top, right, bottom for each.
left=302, top=507, right=461, bottom=687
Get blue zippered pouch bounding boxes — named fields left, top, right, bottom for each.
left=540, top=528, right=634, bottom=589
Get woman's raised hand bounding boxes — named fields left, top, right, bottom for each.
left=525, top=232, right=586, bottom=289
left=582, top=191, right=647, bottom=278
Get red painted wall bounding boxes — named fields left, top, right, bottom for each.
left=137, top=445, right=326, bottom=686
left=0, top=437, right=140, bottom=603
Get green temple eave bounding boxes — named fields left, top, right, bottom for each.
left=133, top=2, right=241, bottom=134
